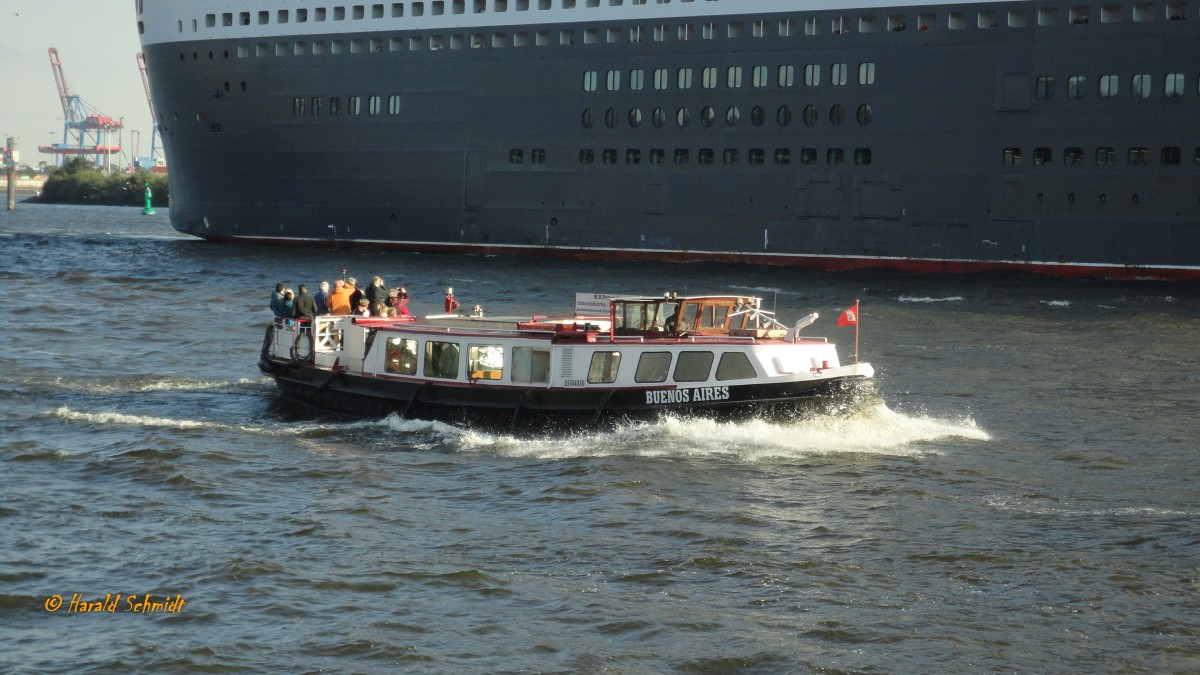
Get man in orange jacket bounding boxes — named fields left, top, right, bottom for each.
left=325, top=279, right=354, bottom=315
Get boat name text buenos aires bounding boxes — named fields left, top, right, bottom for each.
left=646, top=387, right=730, bottom=405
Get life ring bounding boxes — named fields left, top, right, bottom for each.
left=291, top=332, right=314, bottom=363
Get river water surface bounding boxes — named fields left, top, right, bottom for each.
left=1, top=205, right=1198, bottom=673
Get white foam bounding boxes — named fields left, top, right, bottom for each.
left=47, top=405, right=377, bottom=437
left=450, top=402, right=989, bottom=461
left=898, top=295, right=964, bottom=304
left=1040, top=300, right=1071, bottom=307
left=983, top=494, right=1196, bottom=517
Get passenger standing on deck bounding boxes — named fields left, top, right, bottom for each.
left=354, top=299, right=372, bottom=317
left=313, top=281, right=330, bottom=316
left=270, top=283, right=288, bottom=317
left=293, top=284, right=318, bottom=321
left=444, top=287, right=460, bottom=313
left=326, top=279, right=353, bottom=315
left=388, top=288, right=413, bottom=318
left=280, top=289, right=295, bottom=320
left=365, top=276, right=389, bottom=313
left=347, top=278, right=363, bottom=311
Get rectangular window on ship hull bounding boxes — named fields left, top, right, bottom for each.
left=424, top=341, right=460, bottom=379
left=385, top=338, right=418, bottom=375
left=673, top=352, right=714, bottom=383
left=587, top=352, right=621, bottom=384
left=468, top=345, right=504, bottom=381
left=512, top=347, right=550, bottom=383
left=635, top=352, right=672, bottom=383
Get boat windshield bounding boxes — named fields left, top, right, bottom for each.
left=612, top=299, right=676, bottom=335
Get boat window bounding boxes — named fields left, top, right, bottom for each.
left=1164, top=73, right=1185, bottom=98
left=1096, top=147, right=1116, bottom=165
left=1161, top=147, right=1181, bottom=165
left=858, top=62, right=875, bottom=85
left=1036, top=76, right=1055, bottom=100
left=1068, top=75, right=1087, bottom=99
left=804, top=64, right=820, bottom=86
left=716, top=352, right=757, bottom=380
left=424, top=341, right=461, bottom=379
left=385, top=337, right=418, bottom=375
left=778, top=65, right=794, bottom=87
left=831, top=63, right=847, bottom=86
left=512, top=347, right=550, bottom=383
left=1064, top=147, right=1083, bottom=165
left=673, top=352, right=714, bottom=382
left=587, top=351, right=621, bottom=384
left=635, top=352, right=672, bottom=383
left=1131, top=74, right=1152, bottom=98
left=468, top=345, right=504, bottom=380
left=1099, top=75, right=1119, bottom=97
left=752, top=65, right=768, bottom=88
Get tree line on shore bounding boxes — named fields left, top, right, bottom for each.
left=38, top=157, right=169, bottom=207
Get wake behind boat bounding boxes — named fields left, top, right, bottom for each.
left=259, top=292, right=874, bottom=431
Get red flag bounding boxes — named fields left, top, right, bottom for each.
left=837, top=306, right=858, bottom=327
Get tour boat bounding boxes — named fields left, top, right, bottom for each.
left=258, top=293, right=874, bottom=430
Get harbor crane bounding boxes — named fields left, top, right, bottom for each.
left=38, top=47, right=124, bottom=169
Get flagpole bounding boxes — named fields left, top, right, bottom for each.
left=854, top=298, right=860, bottom=364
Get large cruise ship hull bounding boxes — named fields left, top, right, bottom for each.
left=136, top=1, right=1200, bottom=279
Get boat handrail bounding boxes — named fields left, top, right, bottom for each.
left=682, top=334, right=758, bottom=343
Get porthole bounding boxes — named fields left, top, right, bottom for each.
left=582, top=108, right=594, bottom=128
left=604, top=108, right=617, bottom=129
left=776, top=105, right=792, bottom=126
left=1100, top=193, right=1107, bottom=204
left=751, top=105, right=765, bottom=127
left=1068, top=193, right=1075, bottom=204
left=677, top=107, right=690, bottom=127
left=1132, top=193, right=1139, bottom=205
left=700, top=106, right=715, bottom=127
left=652, top=107, right=666, bottom=128
left=803, top=104, right=818, bottom=126
left=725, top=106, right=740, bottom=127
left=830, top=104, right=845, bottom=126
left=628, top=108, right=642, bottom=128
left=856, top=104, right=872, bottom=126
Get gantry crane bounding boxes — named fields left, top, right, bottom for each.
left=38, top=47, right=124, bottom=169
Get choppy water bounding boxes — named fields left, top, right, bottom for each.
left=2, top=204, right=1198, bottom=673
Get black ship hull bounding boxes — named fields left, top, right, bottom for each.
left=138, top=1, right=1200, bottom=279
left=261, top=360, right=871, bottom=432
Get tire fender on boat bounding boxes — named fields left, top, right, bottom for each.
left=291, top=331, right=315, bottom=363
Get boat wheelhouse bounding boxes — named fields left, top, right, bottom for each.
left=259, top=293, right=874, bottom=430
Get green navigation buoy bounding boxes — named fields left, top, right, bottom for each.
left=142, top=182, right=156, bottom=215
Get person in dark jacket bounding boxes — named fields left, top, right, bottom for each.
left=365, top=276, right=389, bottom=313
left=270, top=282, right=287, bottom=317
left=293, top=284, right=319, bottom=321
left=279, top=289, right=295, bottom=320
left=313, top=281, right=329, bottom=316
